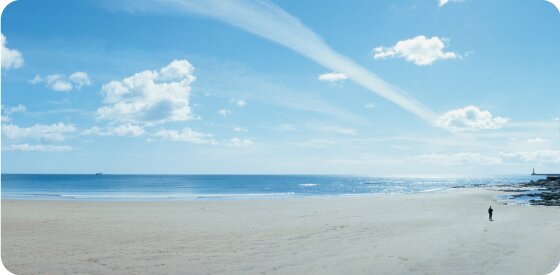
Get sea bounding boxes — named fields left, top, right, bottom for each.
left=0, top=174, right=541, bottom=202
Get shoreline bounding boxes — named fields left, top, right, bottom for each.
left=2, top=188, right=560, bottom=274
left=0, top=185, right=513, bottom=203
left=0, top=187, right=452, bottom=202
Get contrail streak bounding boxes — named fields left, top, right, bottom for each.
left=122, top=0, right=438, bottom=123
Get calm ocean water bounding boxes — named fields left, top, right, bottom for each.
left=0, top=174, right=540, bottom=201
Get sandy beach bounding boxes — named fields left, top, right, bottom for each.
left=2, top=188, right=559, bottom=274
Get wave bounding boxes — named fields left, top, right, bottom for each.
left=299, top=183, right=319, bottom=187
left=4, top=192, right=300, bottom=201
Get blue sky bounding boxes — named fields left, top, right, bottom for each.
left=1, top=0, right=559, bottom=175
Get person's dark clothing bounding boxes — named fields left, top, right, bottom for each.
left=488, top=207, right=493, bottom=221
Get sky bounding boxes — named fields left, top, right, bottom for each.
left=1, top=0, right=559, bottom=175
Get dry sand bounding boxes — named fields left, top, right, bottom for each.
left=2, top=188, right=559, bottom=274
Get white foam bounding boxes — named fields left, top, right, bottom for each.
left=299, top=183, right=319, bottom=187
left=419, top=187, right=448, bottom=193
left=50, top=192, right=300, bottom=201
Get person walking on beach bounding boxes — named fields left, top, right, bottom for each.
left=488, top=206, right=493, bottom=221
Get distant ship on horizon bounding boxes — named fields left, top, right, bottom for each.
left=95, top=172, right=103, bottom=176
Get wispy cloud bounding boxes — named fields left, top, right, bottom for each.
left=502, top=149, right=560, bottom=163
left=218, top=109, right=231, bottom=117
left=227, top=137, right=253, bottom=147
left=153, top=128, right=216, bottom=144
left=526, top=138, right=547, bottom=144
left=290, top=138, right=338, bottom=148
left=30, top=72, right=92, bottom=92
left=3, top=144, right=73, bottom=152
left=312, top=124, right=357, bottom=136
left=2, top=122, right=76, bottom=153
left=202, top=65, right=367, bottom=123
left=1, top=104, right=26, bottom=122
left=414, top=152, right=502, bottom=165
left=2, top=122, right=76, bottom=142
left=81, top=124, right=145, bottom=137
left=236, top=99, right=246, bottom=107
left=115, top=0, right=437, bottom=123
left=233, top=126, right=248, bottom=132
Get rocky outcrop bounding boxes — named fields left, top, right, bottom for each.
left=513, top=179, right=560, bottom=206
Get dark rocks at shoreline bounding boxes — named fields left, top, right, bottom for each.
left=520, top=178, right=560, bottom=187
left=498, top=188, right=544, bottom=193
left=531, top=191, right=560, bottom=206
left=512, top=179, right=560, bottom=206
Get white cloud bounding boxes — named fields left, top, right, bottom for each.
left=374, top=36, right=459, bottom=66
left=501, top=150, right=560, bottom=163
left=415, top=153, right=502, bottom=165
left=436, top=105, right=509, bottom=131
left=97, top=60, right=195, bottom=125
left=227, top=137, right=253, bottom=147
left=81, top=124, right=145, bottom=137
left=80, top=127, right=104, bottom=136
left=218, top=109, right=231, bottom=117
left=30, top=72, right=91, bottom=92
left=153, top=128, right=215, bottom=144
left=233, top=126, right=248, bottom=132
left=318, top=72, right=348, bottom=83
left=439, top=0, right=464, bottom=7
left=2, top=123, right=76, bottom=141
left=68, top=72, right=92, bottom=88
left=236, top=99, right=246, bottom=107
left=50, top=79, right=73, bottom=91
left=3, top=144, right=73, bottom=152
left=111, top=124, right=145, bottom=136
left=1, top=34, right=24, bottom=70
left=1, top=104, right=26, bottom=122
